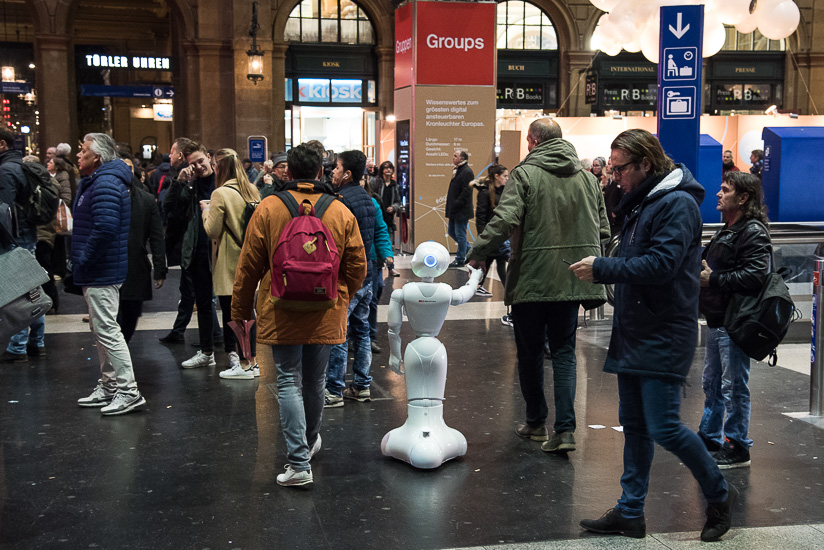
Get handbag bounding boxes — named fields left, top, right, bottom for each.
left=56, top=200, right=73, bottom=235
left=724, top=266, right=794, bottom=365
left=0, top=247, right=53, bottom=342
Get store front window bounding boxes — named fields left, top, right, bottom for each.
left=283, top=0, right=377, bottom=152
left=495, top=1, right=559, bottom=115
left=496, top=0, right=557, bottom=50
left=285, top=0, right=375, bottom=45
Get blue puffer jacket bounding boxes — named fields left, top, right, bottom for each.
left=71, top=159, right=132, bottom=287
left=592, top=165, right=705, bottom=383
left=337, top=183, right=376, bottom=279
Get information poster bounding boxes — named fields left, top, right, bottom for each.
left=412, top=85, right=496, bottom=250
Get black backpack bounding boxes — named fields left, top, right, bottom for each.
left=224, top=186, right=259, bottom=247
left=12, top=159, right=60, bottom=226
left=723, top=223, right=795, bottom=365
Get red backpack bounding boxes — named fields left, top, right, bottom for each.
left=270, top=191, right=340, bottom=311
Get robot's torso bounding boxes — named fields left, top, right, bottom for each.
left=400, top=282, right=453, bottom=338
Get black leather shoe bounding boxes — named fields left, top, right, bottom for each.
left=701, top=483, right=738, bottom=542
left=159, top=332, right=185, bottom=344
left=515, top=423, right=548, bottom=441
left=447, top=259, right=466, bottom=268
left=0, top=351, right=29, bottom=363
left=580, top=508, right=646, bottom=539
left=371, top=341, right=382, bottom=353
left=26, top=345, right=46, bottom=357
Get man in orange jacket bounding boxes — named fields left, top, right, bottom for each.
left=232, top=143, right=366, bottom=488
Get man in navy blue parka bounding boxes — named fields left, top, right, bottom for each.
left=572, top=129, right=737, bottom=543
left=74, top=133, right=146, bottom=416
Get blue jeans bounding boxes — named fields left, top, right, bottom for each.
left=368, top=262, right=384, bottom=341
left=699, top=327, right=753, bottom=448
left=7, top=243, right=45, bottom=354
left=327, top=281, right=373, bottom=395
left=511, top=301, right=579, bottom=432
left=616, top=373, right=728, bottom=518
left=447, top=218, right=469, bottom=262
left=272, top=344, right=331, bottom=472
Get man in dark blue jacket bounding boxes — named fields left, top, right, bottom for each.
left=324, top=149, right=376, bottom=407
left=73, top=133, right=145, bottom=415
left=572, top=129, right=737, bottom=542
left=0, top=128, right=46, bottom=363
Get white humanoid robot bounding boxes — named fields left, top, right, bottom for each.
left=381, top=242, right=483, bottom=469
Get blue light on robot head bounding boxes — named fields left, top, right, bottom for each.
left=424, top=254, right=437, bottom=267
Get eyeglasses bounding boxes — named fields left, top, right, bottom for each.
left=611, top=160, right=636, bottom=175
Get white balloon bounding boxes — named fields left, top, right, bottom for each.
left=703, top=16, right=727, bottom=58
left=736, top=13, right=758, bottom=34
left=624, top=35, right=642, bottom=53
left=755, top=0, right=786, bottom=12
left=602, top=41, right=623, bottom=57
left=590, top=0, right=621, bottom=12
left=640, top=19, right=660, bottom=64
left=757, top=1, right=801, bottom=40
left=715, top=0, right=752, bottom=25
left=590, top=26, right=604, bottom=51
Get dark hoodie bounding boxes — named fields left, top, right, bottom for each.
left=593, top=165, right=706, bottom=383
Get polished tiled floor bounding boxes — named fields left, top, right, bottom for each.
left=1, top=260, right=822, bottom=549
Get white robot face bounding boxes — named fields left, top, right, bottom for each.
left=411, top=241, right=450, bottom=279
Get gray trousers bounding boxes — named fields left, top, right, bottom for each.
left=84, top=285, right=138, bottom=394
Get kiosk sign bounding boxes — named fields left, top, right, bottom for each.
left=657, top=6, right=703, bottom=175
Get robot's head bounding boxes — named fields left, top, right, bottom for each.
left=411, top=241, right=450, bottom=279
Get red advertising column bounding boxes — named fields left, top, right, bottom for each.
left=394, top=0, right=497, bottom=252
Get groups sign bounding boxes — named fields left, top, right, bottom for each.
left=394, top=1, right=495, bottom=88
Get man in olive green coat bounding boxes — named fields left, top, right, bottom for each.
left=467, top=118, right=609, bottom=453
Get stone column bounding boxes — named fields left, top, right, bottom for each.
left=562, top=51, right=596, bottom=117
left=34, top=33, right=76, bottom=153
left=270, top=43, right=288, bottom=151
left=375, top=45, right=394, bottom=118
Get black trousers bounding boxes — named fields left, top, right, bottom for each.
left=117, top=299, right=143, bottom=343
left=35, top=241, right=58, bottom=312
left=185, top=252, right=214, bottom=353
left=170, top=267, right=222, bottom=341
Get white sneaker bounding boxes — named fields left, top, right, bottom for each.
left=277, top=465, right=313, bottom=487
left=310, top=435, right=322, bottom=458
left=219, top=363, right=254, bottom=380
left=77, top=383, right=116, bottom=407
left=228, top=351, right=241, bottom=368
left=251, top=364, right=260, bottom=377
left=100, top=391, right=146, bottom=416
left=182, top=351, right=216, bottom=369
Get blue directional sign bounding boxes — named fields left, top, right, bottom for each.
left=657, top=5, right=703, bottom=178
left=0, top=82, right=31, bottom=94
left=247, top=136, right=268, bottom=164
left=80, top=85, right=174, bottom=98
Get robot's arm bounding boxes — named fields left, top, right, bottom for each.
left=387, top=287, right=405, bottom=374
left=451, top=265, right=484, bottom=305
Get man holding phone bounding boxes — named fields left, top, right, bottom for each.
left=163, top=144, right=218, bottom=368
left=466, top=118, right=609, bottom=453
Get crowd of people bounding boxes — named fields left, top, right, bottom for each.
left=0, top=120, right=777, bottom=542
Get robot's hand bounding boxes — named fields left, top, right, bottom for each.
left=466, top=265, right=483, bottom=279
left=389, top=354, right=404, bottom=375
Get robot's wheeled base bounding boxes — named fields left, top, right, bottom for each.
left=381, top=402, right=467, bottom=469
